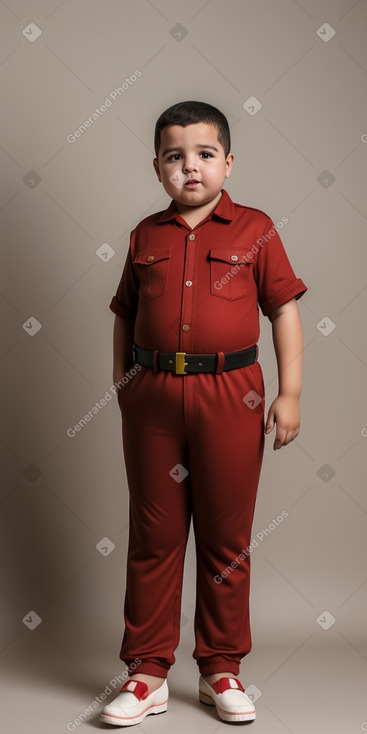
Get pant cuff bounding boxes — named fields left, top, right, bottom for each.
left=122, top=659, right=170, bottom=678
left=131, top=662, right=169, bottom=677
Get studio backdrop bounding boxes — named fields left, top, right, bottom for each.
left=0, top=1, right=366, bottom=733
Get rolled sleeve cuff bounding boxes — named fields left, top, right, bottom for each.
left=261, top=278, right=308, bottom=318
left=109, top=296, right=136, bottom=320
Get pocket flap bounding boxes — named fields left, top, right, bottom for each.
left=209, top=248, right=252, bottom=266
left=133, top=248, right=171, bottom=266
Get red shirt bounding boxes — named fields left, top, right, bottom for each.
left=109, top=189, right=307, bottom=353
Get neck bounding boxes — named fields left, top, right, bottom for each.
left=174, top=191, right=223, bottom=225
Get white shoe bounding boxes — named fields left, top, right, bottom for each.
left=100, top=678, right=168, bottom=727
left=199, top=676, right=256, bottom=722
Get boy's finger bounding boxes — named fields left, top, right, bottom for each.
left=273, top=425, right=287, bottom=450
left=280, top=428, right=299, bottom=447
left=264, top=411, right=274, bottom=433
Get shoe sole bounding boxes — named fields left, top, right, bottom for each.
left=199, top=692, right=256, bottom=722
left=100, top=702, right=167, bottom=726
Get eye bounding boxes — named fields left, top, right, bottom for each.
left=199, top=151, right=213, bottom=159
left=167, top=153, right=182, bottom=162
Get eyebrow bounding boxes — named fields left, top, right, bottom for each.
left=162, top=144, right=219, bottom=156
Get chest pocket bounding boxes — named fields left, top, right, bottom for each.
left=209, top=248, right=254, bottom=300
left=133, top=248, right=171, bottom=300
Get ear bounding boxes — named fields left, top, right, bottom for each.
left=153, top=158, right=162, bottom=182
left=225, top=153, right=235, bottom=178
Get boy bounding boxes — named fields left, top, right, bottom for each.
left=101, top=101, right=307, bottom=727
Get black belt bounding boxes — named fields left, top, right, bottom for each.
left=132, top=344, right=258, bottom=375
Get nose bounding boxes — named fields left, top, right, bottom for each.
left=183, top=155, right=199, bottom=172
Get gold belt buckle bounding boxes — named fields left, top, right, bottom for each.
left=175, top=352, right=188, bottom=375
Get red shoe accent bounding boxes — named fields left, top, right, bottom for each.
left=211, top=677, right=245, bottom=695
left=119, top=680, right=149, bottom=700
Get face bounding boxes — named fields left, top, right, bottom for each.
left=153, top=122, right=234, bottom=209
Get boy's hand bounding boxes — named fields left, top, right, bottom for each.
left=267, top=298, right=304, bottom=450
left=265, top=395, right=300, bottom=450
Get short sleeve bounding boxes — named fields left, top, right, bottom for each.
left=254, top=223, right=307, bottom=318
left=109, top=239, right=139, bottom=320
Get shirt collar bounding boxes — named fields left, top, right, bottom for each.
left=157, top=188, right=235, bottom=224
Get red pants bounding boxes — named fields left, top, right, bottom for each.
left=117, top=359, right=265, bottom=677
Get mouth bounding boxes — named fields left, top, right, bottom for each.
left=184, top=179, right=201, bottom=187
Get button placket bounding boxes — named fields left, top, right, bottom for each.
left=180, top=232, right=197, bottom=350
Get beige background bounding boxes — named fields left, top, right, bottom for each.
left=1, top=1, right=366, bottom=732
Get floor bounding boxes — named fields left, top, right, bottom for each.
left=1, top=627, right=366, bottom=734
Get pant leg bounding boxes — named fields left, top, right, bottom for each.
left=118, top=367, right=192, bottom=678
left=185, top=362, right=265, bottom=676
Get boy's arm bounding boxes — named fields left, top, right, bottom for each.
left=265, top=298, right=304, bottom=450
left=112, top=316, right=135, bottom=385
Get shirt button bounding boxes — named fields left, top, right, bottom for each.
left=146, top=255, right=155, bottom=262
left=230, top=254, right=239, bottom=261
left=188, top=234, right=195, bottom=241
left=182, top=324, right=191, bottom=331
left=185, top=280, right=193, bottom=287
